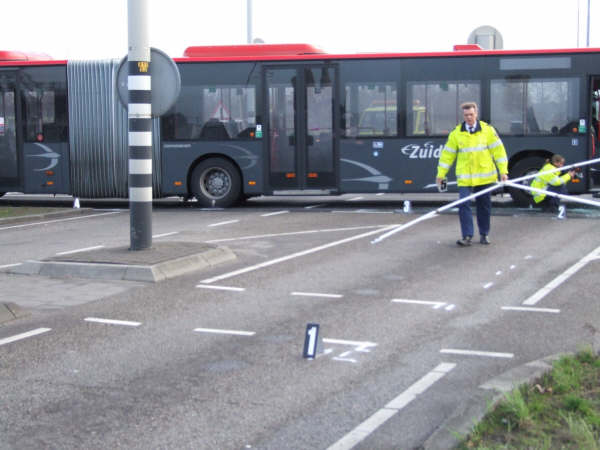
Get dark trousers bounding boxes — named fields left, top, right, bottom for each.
left=458, top=184, right=492, bottom=238
left=539, top=184, right=568, bottom=211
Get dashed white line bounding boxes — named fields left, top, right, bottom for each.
left=153, top=231, right=179, bottom=238
left=391, top=298, right=446, bottom=309
left=261, top=210, right=289, bottom=217
left=440, top=349, right=514, bottom=358
left=483, top=282, right=494, bottom=289
left=347, top=196, right=364, bottom=201
left=304, top=204, right=325, bottom=209
left=196, top=284, right=246, bottom=292
left=208, top=220, right=240, bottom=227
left=291, top=292, right=343, bottom=298
left=84, top=318, right=141, bottom=327
left=0, top=328, right=51, bottom=347
left=501, top=306, right=560, bottom=313
left=193, top=328, right=255, bottom=336
left=522, top=245, right=600, bottom=306
left=327, top=362, right=456, bottom=450
left=201, top=224, right=398, bottom=284
left=0, top=262, right=22, bottom=269
left=0, top=211, right=122, bottom=231
left=56, top=245, right=104, bottom=256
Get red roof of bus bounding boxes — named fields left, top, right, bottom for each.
left=183, top=43, right=325, bottom=58
left=0, top=50, right=53, bottom=61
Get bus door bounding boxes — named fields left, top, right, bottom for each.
left=591, top=76, right=600, bottom=189
left=265, top=65, right=337, bottom=190
left=0, top=71, right=20, bottom=193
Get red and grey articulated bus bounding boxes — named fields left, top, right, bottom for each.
left=1, top=43, right=599, bottom=207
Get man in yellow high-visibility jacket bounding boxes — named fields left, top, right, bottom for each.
left=436, top=102, right=508, bottom=246
left=531, top=154, right=575, bottom=213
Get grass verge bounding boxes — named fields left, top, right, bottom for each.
left=456, top=347, right=600, bottom=449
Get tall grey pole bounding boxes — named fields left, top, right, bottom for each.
left=128, top=0, right=152, bottom=250
left=247, top=0, right=252, bottom=44
left=586, top=0, right=591, bottom=46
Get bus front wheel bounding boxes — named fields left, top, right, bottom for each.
left=507, top=156, right=546, bottom=207
left=190, top=158, right=241, bottom=208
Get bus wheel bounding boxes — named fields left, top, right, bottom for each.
left=508, top=156, right=546, bottom=207
left=190, top=158, right=241, bottom=208
left=0, top=193, right=5, bottom=198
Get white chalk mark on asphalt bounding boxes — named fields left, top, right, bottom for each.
left=206, top=225, right=384, bottom=243
left=502, top=306, right=560, bottom=313
left=56, top=245, right=104, bottom=256
left=200, top=224, right=398, bottom=284
left=440, top=349, right=514, bottom=358
left=196, top=284, right=246, bottom=292
left=84, top=318, right=141, bottom=327
left=327, top=362, right=456, bottom=450
left=194, top=328, right=255, bottom=336
left=522, top=245, right=600, bottom=306
left=0, top=328, right=51, bottom=347
left=391, top=299, right=447, bottom=309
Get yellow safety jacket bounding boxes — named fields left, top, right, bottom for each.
left=436, top=121, right=508, bottom=187
left=530, top=162, right=571, bottom=204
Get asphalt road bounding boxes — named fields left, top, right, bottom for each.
left=0, top=193, right=599, bottom=449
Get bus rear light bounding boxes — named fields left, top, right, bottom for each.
left=174, top=181, right=182, bottom=186
left=250, top=132, right=255, bottom=137
left=46, top=181, right=54, bottom=186
left=248, top=180, right=256, bottom=185
left=404, top=179, right=413, bottom=184
left=572, top=178, right=580, bottom=183
left=308, top=172, right=318, bottom=178
left=36, top=133, right=44, bottom=142
left=45, top=170, right=54, bottom=176
left=286, top=172, right=296, bottom=178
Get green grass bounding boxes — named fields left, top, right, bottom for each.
left=456, top=348, right=600, bottom=449
left=0, top=206, right=71, bottom=219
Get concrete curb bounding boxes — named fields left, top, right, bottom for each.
left=0, top=208, right=94, bottom=226
left=7, top=245, right=236, bottom=282
left=422, top=348, right=599, bottom=449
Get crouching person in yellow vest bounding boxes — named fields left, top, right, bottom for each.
left=531, top=154, right=575, bottom=213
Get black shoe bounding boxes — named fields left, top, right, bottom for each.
left=456, top=236, right=472, bottom=247
left=480, top=235, right=490, bottom=245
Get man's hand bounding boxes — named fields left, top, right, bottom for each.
left=436, top=177, right=443, bottom=186
left=500, top=173, right=508, bottom=182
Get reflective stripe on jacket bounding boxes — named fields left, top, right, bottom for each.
left=436, top=121, right=508, bottom=187
left=530, top=162, right=571, bottom=204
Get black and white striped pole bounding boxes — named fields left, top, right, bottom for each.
left=127, top=0, right=152, bottom=250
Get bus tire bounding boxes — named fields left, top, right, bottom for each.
left=0, top=193, right=5, bottom=198
left=508, top=155, right=546, bottom=207
left=190, top=158, right=241, bottom=208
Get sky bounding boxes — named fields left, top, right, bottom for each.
left=1, top=0, right=598, bottom=60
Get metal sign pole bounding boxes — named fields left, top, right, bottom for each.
left=127, top=0, right=152, bottom=250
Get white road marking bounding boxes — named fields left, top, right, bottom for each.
left=496, top=271, right=502, bottom=276
left=483, top=282, right=494, bottom=289
left=304, top=204, right=325, bottom=209
left=327, top=362, right=456, bottom=450
left=501, top=306, right=560, bottom=313
left=261, top=210, right=289, bottom=217
left=84, top=317, right=141, bottom=327
left=0, top=262, right=22, bottom=269
left=0, top=211, right=122, bottom=231
left=440, top=349, right=514, bottom=358
left=56, top=245, right=104, bottom=256
left=347, top=196, right=364, bottom=201
left=391, top=298, right=446, bottom=309
left=510, top=265, right=516, bottom=270
left=0, top=328, right=51, bottom=347
left=196, top=284, right=246, bottom=292
left=193, top=328, right=255, bottom=336
left=332, top=210, right=393, bottom=214
left=201, top=224, right=398, bottom=284
left=322, top=339, right=377, bottom=352
left=523, top=244, right=600, bottom=306
left=291, top=292, right=343, bottom=298
left=153, top=231, right=179, bottom=238
left=208, top=220, right=240, bottom=227
left=207, top=225, right=384, bottom=243
left=376, top=193, right=385, bottom=196
left=445, top=304, right=456, bottom=311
